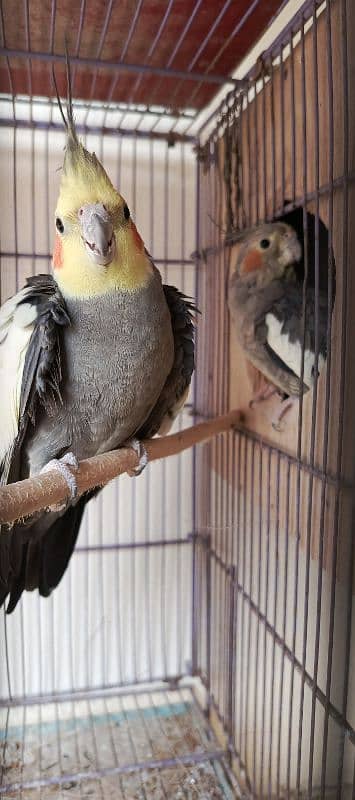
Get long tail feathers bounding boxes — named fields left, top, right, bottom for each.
left=1, top=492, right=97, bottom=613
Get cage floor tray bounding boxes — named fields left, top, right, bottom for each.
left=0, top=684, right=237, bottom=799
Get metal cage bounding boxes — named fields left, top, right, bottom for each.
left=0, top=0, right=354, bottom=797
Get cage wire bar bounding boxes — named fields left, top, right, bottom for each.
left=0, top=0, right=354, bottom=797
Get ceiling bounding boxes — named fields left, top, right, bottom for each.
left=0, top=0, right=286, bottom=115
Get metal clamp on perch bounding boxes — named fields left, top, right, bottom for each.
left=0, top=410, right=242, bottom=526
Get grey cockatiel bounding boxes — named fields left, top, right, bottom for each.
left=228, top=222, right=329, bottom=426
left=0, top=73, right=196, bottom=612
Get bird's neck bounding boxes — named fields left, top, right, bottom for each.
left=53, top=250, right=153, bottom=299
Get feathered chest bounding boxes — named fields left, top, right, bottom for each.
left=23, top=279, right=174, bottom=467
left=62, top=281, right=174, bottom=414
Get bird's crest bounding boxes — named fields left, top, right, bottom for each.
left=52, top=48, right=118, bottom=209
left=52, top=45, right=78, bottom=153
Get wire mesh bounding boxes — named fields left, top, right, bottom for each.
left=0, top=0, right=286, bottom=140
left=0, top=0, right=354, bottom=797
left=195, top=0, right=355, bottom=796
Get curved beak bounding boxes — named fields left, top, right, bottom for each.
left=79, top=203, right=116, bottom=266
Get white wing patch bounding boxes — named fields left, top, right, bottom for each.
left=265, top=312, right=325, bottom=389
left=0, top=288, right=37, bottom=463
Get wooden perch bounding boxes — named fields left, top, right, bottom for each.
left=0, top=410, right=242, bottom=526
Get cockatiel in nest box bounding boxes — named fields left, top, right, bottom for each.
left=0, top=62, right=196, bottom=612
left=228, top=222, right=329, bottom=428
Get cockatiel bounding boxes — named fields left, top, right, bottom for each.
left=0, top=69, right=195, bottom=613
left=228, top=222, right=329, bottom=427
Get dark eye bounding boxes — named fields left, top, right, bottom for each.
left=123, top=205, right=130, bottom=220
left=260, top=238, right=270, bottom=249
left=56, top=217, right=64, bottom=233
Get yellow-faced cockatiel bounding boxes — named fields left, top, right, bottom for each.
left=0, top=70, right=195, bottom=612
left=228, top=222, right=329, bottom=427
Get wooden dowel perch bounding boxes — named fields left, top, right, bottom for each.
left=0, top=410, right=242, bottom=526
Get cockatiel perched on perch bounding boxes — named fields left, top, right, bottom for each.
left=0, top=67, right=195, bottom=612
left=228, top=222, right=329, bottom=428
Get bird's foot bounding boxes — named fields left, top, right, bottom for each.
left=124, top=438, right=148, bottom=477
left=271, top=398, right=295, bottom=432
left=40, top=452, right=79, bottom=510
left=249, top=383, right=278, bottom=409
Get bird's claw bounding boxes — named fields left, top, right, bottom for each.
left=40, top=452, right=79, bottom=510
left=125, top=438, right=148, bottom=476
left=271, top=398, right=294, bottom=432
left=272, top=419, right=284, bottom=433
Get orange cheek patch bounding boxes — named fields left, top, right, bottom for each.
left=131, top=223, right=143, bottom=251
left=53, top=234, right=63, bottom=269
left=241, top=249, right=263, bottom=274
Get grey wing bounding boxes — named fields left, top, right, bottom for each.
left=0, top=274, right=69, bottom=609
left=137, top=285, right=196, bottom=438
left=256, top=285, right=328, bottom=395
left=228, top=272, right=305, bottom=397
left=1, top=273, right=69, bottom=485
left=269, top=286, right=328, bottom=358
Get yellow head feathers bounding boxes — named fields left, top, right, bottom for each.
left=52, top=59, right=152, bottom=298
